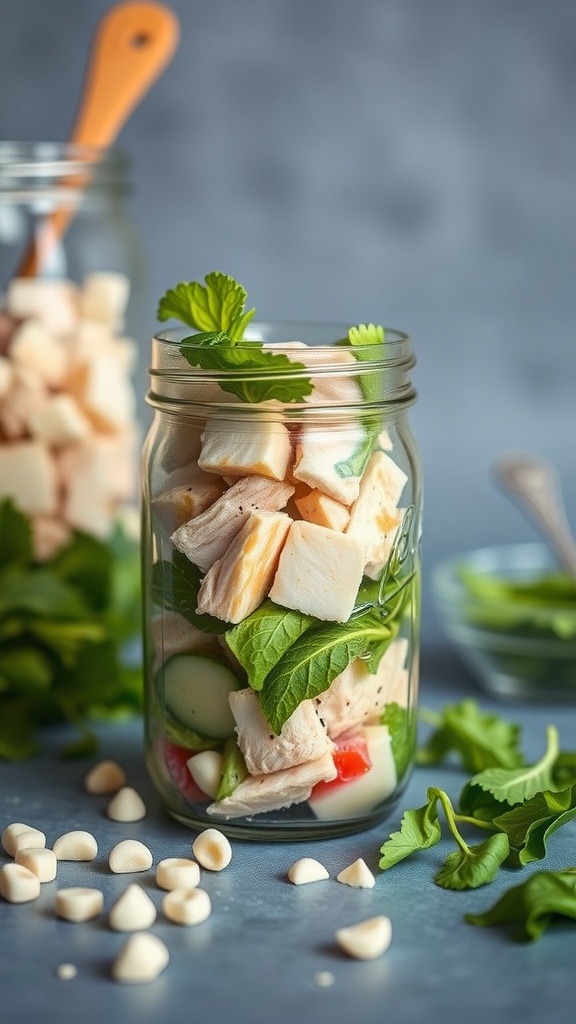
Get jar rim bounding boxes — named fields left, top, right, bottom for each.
left=154, top=321, right=410, bottom=351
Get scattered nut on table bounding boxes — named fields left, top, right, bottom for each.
left=156, top=857, right=200, bottom=891
left=192, top=828, right=232, bottom=871
left=108, top=884, right=157, bottom=932
left=106, top=786, right=147, bottom=823
left=163, top=887, right=212, bottom=926
left=336, top=858, right=375, bottom=889
left=1, top=823, right=46, bottom=858
left=84, top=760, right=126, bottom=795
left=0, top=863, right=41, bottom=903
left=55, top=887, right=104, bottom=923
left=111, top=932, right=170, bottom=984
left=335, top=916, right=392, bottom=960
left=109, top=839, right=153, bottom=874
left=287, top=858, right=330, bottom=885
left=15, top=847, right=57, bottom=882
left=52, top=830, right=98, bottom=861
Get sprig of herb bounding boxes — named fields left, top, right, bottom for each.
left=0, top=499, right=142, bottom=759
left=157, top=271, right=313, bottom=404
left=465, top=868, right=576, bottom=941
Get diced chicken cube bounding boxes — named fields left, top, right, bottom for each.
left=269, top=520, right=365, bottom=622
left=67, top=350, right=135, bottom=431
left=0, top=357, right=13, bottom=400
left=0, top=441, right=57, bottom=514
left=9, top=319, right=68, bottom=388
left=314, top=638, right=409, bottom=737
left=28, top=393, right=91, bottom=446
left=292, top=423, right=368, bottom=505
left=171, top=475, right=294, bottom=573
left=0, top=365, right=48, bottom=439
left=346, top=451, right=408, bottom=579
left=229, top=689, right=332, bottom=775
left=152, top=478, right=226, bottom=534
left=294, top=488, right=350, bottom=532
left=198, top=417, right=292, bottom=482
left=196, top=510, right=292, bottom=623
left=79, top=272, right=130, bottom=330
left=271, top=342, right=364, bottom=405
left=207, top=751, right=337, bottom=818
left=6, top=278, right=79, bottom=336
left=59, top=439, right=119, bottom=537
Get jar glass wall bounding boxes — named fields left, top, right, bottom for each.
left=142, top=323, right=421, bottom=839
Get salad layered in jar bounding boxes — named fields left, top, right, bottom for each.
left=142, top=273, right=420, bottom=838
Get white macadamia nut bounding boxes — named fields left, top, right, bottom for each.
left=52, top=830, right=98, bottom=861
left=1, top=822, right=46, bottom=858
left=109, top=839, right=153, bottom=874
left=336, top=858, right=376, bottom=889
left=108, top=883, right=157, bottom=932
left=56, top=887, right=104, bottom=922
left=0, top=863, right=41, bottom=903
left=192, top=828, right=232, bottom=871
left=55, top=963, right=78, bottom=981
left=111, top=932, right=169, bottom=984
left=155, top=858, right=200, bottom=892
left=15, top=846, right=57, bottom=882
left=187, top=750, right=223, bottom=799
left=163, top=887, right=212, bottom=926
left=335, top=916, right=392, bottom=960
left=106, top=787, right=147, bottom=822
left=84, top=759, right=127, bottom=794
left=287, top=858, right=330, bottom=885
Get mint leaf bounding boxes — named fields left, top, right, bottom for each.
left=464, top=725, right=559, bottom=807
left=151, top=552, right=229, bottom=636
left=225, top=600, right=315, bottom=691
left=379, top=797, right=442, bottom=869
left=465, top=869, right=576, bottom=941
left=179, top=337, right=313, bottom=403
left=0, top=500, right=32, bottom=567
left=492, top=786, right=576, bottom=865
left=157, top=271, right=255, bottom=339
left=434, top=832, right=510, bottom=891
left=381, top=702, right=414, bottom=782
left=259, top=610, right=395, bottom=735
left=416, top=700, right=524, bottom=773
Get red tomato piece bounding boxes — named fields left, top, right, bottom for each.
left=164, top=741, right=206, bottom=803
left=311, top=730, right=372, bottom=798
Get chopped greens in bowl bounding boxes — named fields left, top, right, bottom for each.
left=432, top=544, right=576, bottom=702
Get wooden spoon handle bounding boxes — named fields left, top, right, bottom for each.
left=18, top=1, right=179, bottom=277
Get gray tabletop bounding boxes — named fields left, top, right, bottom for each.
left=1, top=649, right=575, bottom=1024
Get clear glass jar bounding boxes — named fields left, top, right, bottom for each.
left=0, top=141, right=145, bottom=538
left=142, top=322, right=422, bottom=839
left=0, top=142, right=144, bottom=755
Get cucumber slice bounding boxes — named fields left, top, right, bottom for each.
left=162, top=653, right=242, bottom=740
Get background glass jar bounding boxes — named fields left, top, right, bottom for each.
left=142, top=323, right=421, bottom=839
left=0, top=142, right=144, bottom=757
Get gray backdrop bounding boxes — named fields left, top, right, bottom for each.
left=1, top=0, right=575, bottom=647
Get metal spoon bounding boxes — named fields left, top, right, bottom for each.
left=493, top=453, right=576, bottom=579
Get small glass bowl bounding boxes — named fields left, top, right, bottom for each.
left=432, top=543, right=576, bottom=702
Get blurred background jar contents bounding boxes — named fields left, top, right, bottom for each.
left=0, top=142, right=144, bottom=759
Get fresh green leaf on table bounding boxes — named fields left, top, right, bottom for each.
left=417, top=699, right=524, bottom=773
left=434, top=832, right=510, bottom=891
left=379, top=796, right=442, bottom=869
left=465, top=868, right=576, bottom=941
left=461, top=725, right=559, bottom=808
left=492, top=786, right=576, bottom=865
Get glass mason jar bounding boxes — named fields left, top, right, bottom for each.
left=142, top=322, right=421, bottom=839
left=0, top=141, right=145, bottom=540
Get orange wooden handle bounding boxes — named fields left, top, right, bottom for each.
left=18, top=1, right=179, bottom=277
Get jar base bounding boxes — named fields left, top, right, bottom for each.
left=163, top=797, right=402, bottom=842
